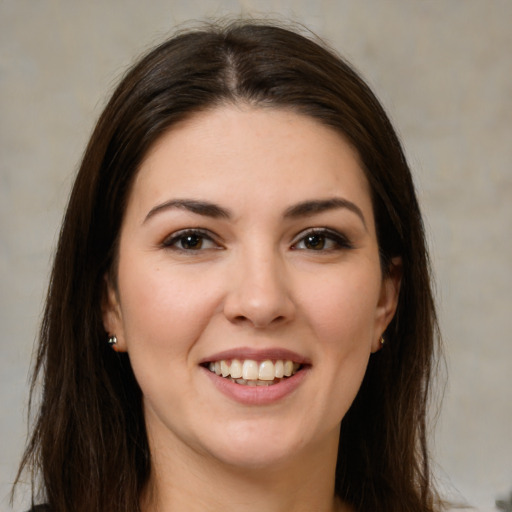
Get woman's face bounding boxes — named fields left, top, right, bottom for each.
left=103, top=106, right=400, bottom=470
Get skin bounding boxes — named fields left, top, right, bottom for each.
left=103, top=105, right=401, bottom=512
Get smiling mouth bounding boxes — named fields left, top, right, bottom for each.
left=204, top=359, right=302, bottom=386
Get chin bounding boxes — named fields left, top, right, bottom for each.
left=212, top=442, right=299, bottom=471
left=199, top=418, right=323, bottom=471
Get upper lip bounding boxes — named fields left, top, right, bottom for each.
left=199, top=347, right=311, bottom=365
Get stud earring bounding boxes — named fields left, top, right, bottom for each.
left=380, top=335, right=385, bottom=346
left=108, top=335, right=117, bottom=346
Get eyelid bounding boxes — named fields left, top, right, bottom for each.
left=291, top=227, right=354, bottom=250
left=161, top=228, right=222, bottom=250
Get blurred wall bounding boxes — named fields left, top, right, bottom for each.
left=1, top=1, right=511, bottom=510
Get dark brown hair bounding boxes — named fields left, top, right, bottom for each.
left=15, top=20, right=441, bottom=512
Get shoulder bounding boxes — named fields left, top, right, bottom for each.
left=26, top=506, right=51, bottom=512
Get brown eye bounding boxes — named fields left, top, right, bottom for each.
left=292, top=229, right=353, bottom=252
left=304, top=233, right=326, bottom=250
left=180, top=234, right=203, bottom=250
left=163, top=229, right=219, bottom=251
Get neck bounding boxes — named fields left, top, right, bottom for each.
left=141, top=428, right=350, bottom=512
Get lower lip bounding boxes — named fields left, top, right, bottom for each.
left=202, top=366, right=309, bottom=405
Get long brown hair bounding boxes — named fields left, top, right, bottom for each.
left=15, top=21, right=441, bottom=512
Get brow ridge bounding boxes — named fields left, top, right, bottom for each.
left=144, top=196, right=366, bottom=229
left=144, top=199, right=231, bottom=222
left=283, top=198, right=367, bottom=229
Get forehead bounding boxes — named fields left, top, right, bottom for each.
left=128, top=106, right=373, bottom=223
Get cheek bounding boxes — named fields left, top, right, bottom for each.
left=297, top=270, right=380, bottom=428
left=116, top=264, right=224, bottom=419
left=298, top=265, right=381, bottom=348
left=117, top=261, right=223, bottom=363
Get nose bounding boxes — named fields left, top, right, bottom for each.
left=223, top=248, right=296, bottom=329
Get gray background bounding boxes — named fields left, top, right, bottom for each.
left=1, top=1, right=511, bottom=511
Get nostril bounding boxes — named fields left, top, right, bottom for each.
left=223, top=286, right=296, bottom=328
left=233, top=314, right=287, bottom=327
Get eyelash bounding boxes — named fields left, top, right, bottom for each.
left=162, top=227, right=353, bottom=253
left=291, top=228, right=354, bottom=252
left=161, top=229, right=220, bottom=252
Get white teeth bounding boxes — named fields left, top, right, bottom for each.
left=283, top=360, right=293, bottom=377
left=242, top=360, right=259, bottom=380
left=207, top=358, right=302, bottom=384
left=232, top=378, right=273, bottom=387
left=274, top=360, right=284, bottom=378
left=220, top=360, right=230, bottom=377
left=258, top=360, right=275, bottom=381
left=230, top=359, right=242, bottom=378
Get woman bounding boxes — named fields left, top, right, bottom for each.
left=15, top=21, right=441, bottom=512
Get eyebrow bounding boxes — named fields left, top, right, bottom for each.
left=144, top=199, right=232, bottom=223
left=284, top=198, right=367, bottom=230
left=144, top=196, right=367, bottom=229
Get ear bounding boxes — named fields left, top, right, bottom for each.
left=101, top=274, right=127, bottom=352
left=371, top=257, right=402, bottom=353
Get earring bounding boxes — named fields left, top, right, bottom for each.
left=108, top=335, right=117, bottom=346
left=380, top=335, right=385, bottom=346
